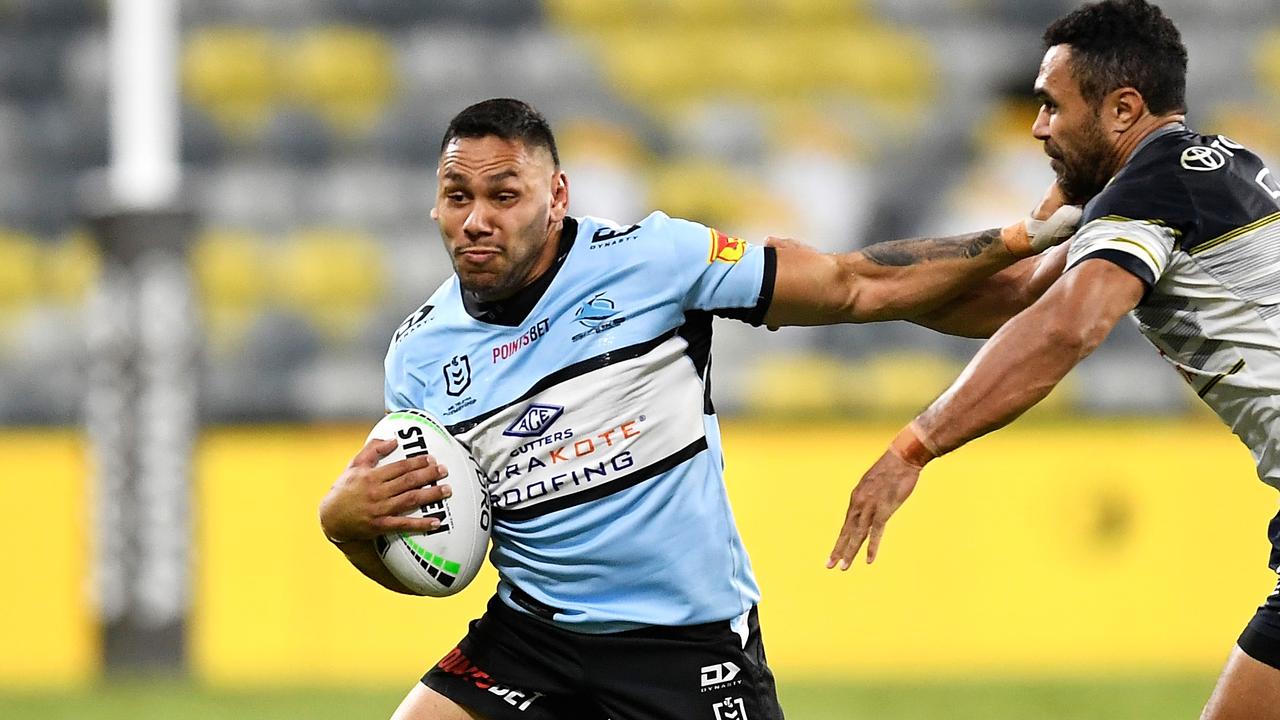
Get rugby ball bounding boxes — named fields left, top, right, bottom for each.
left=367, top=409, right=491, bottom=597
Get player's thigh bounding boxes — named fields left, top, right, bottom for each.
left=392, top=681, right=485, bottom=720
left=1201, top=645, right=1280, bottom=720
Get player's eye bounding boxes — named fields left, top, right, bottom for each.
left=444, top=191, right=468, bottom=204
left=494, top=191, right=518, bottom=204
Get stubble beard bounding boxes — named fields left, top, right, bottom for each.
left=452, top=215, right=552, bottom=303
left=1049, top=115, right=1114, bottom=206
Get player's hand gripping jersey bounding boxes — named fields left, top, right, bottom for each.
left=386, top=212, right=775, bottom=632
left=1066, top=124, right=1280, bottom=486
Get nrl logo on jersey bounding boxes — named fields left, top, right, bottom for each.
left=442, top=355, right=471, bottom=397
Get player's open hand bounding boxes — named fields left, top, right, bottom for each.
left=318, top=437, right=451, bottom=543
left=828, top=450, right=921, bottom=569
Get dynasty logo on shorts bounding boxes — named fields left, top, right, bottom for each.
left=700, top=661, right=742, bottom=692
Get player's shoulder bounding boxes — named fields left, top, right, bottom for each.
left=1083, top=128, right=1201, bottom=225
left=575, top=211, right=708, bottom=252
left=1086, top=127, right=1273, bottom=237
left=388, top=277, right=459, bottom=350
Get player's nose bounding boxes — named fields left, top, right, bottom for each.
left=462, top=204, right=494, bottom=239
left=1031, top=106, right=1051, bottom=141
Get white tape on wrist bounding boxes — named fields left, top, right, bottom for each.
left=1024, top=205, right=1083, bottom=253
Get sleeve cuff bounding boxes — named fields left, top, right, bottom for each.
left=1069, top=248, right=1156, bottom=291
left=713, top=245, right=777, bottom=326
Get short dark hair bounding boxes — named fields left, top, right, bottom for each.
left=440, top=98, right=560, bottom=166
left=1043, top=0, right=1188, bottom=115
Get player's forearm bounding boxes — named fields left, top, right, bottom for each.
left=911, top=244, right=1070, bottom=338
left=331, top=539, right=419, bottom=595
left=842, top=226, right=1022, bottom=322
left=914, top=302, right=1095, bottom=455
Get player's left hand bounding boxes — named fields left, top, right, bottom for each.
left=828, top=450, right=921, bottom=568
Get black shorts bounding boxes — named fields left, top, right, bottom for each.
left=423, top=595, right=784, bottom=720
left=1239, top=510, right=1280, bottom=669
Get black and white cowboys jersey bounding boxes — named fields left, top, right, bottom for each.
left=1066, top=123, right=1280, bottom=486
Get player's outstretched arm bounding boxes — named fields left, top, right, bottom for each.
left=910, top=242, right=1072, bottom=338
left=319, top=438, right=452, bottom=594
left=762, top=201, right=1080, bottom=330
left=826, top=258, right=1144, bottom=569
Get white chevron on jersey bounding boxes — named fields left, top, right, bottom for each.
left=457, top=334, right=708, bottom=516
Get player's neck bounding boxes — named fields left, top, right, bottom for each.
left=1107, top=113, right=1185, bottom=178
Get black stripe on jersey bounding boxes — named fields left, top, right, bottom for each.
left=678, top=311, right=715, bottom=415
left=1197, top=358, right=1246, bottom=398
left=1072, top=248, right=1156, bottom=291
left=495, top=436, right=709, bottom=521
left=713, top=246, right=777, bottom=327
left=446, top=328, right=678, bottom=435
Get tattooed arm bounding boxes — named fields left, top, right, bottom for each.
left=764, top=225, right=1036, bottom=328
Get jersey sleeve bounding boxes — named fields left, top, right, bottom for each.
left=1065, top=216, right=1179, bottom=290
left=384, top=344, right=416, bottom=412
left=1066, top=163, right=1192, bottom=291
left=642, top=212, right=776, bottom=324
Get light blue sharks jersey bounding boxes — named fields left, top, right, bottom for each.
left=385, top=211, right=776, bottom=633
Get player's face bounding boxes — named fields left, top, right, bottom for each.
left=432, top=135, right=568, bottom=301
left=1032, top=45, right=1114, bottom=205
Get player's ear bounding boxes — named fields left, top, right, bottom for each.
left=430, top=206, right=439, bottom=221
left=1107, top=87, right=1147, bottom=132
left=549, top=170, right=569, bottom=222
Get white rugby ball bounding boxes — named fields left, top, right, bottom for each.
left=367, top=409, right=491, bottom=597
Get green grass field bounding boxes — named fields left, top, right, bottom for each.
left=0, top=675, right=1217, bottom=719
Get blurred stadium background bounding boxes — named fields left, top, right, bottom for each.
left=4, top=0, right=1280, bottom=717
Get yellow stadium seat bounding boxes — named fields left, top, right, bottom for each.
left=273, top=228, right=385, bottom=343
left=648, top=160, right=769, bottom=230
left=544, top=0, right=641, bottom=27
left=764, top=0, right=867, bottom=24
left=284, top=27, right=396, bottom=136
left=191, top=229, right=271, bottom=353
left=1207, top=102, right=1280, bottom=161
left=1256, top=27, right=1280, bottom=99
left=42, top=230, right=101, bottom=307
left=660, top=0, right=740, bottom=24
left=558, top=119, right=649, bottom=166
left=0, top=230, right=40, bottom=305
left=182, top=27, right=279, bottom=138
left=595, top=31, right=705, bottom=105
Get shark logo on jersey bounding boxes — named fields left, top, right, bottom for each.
left=503, top=404, right=564, bottom=438
left=442, top=355, right=472, bottom=396
left=572, top=293, right=626, bottom=341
